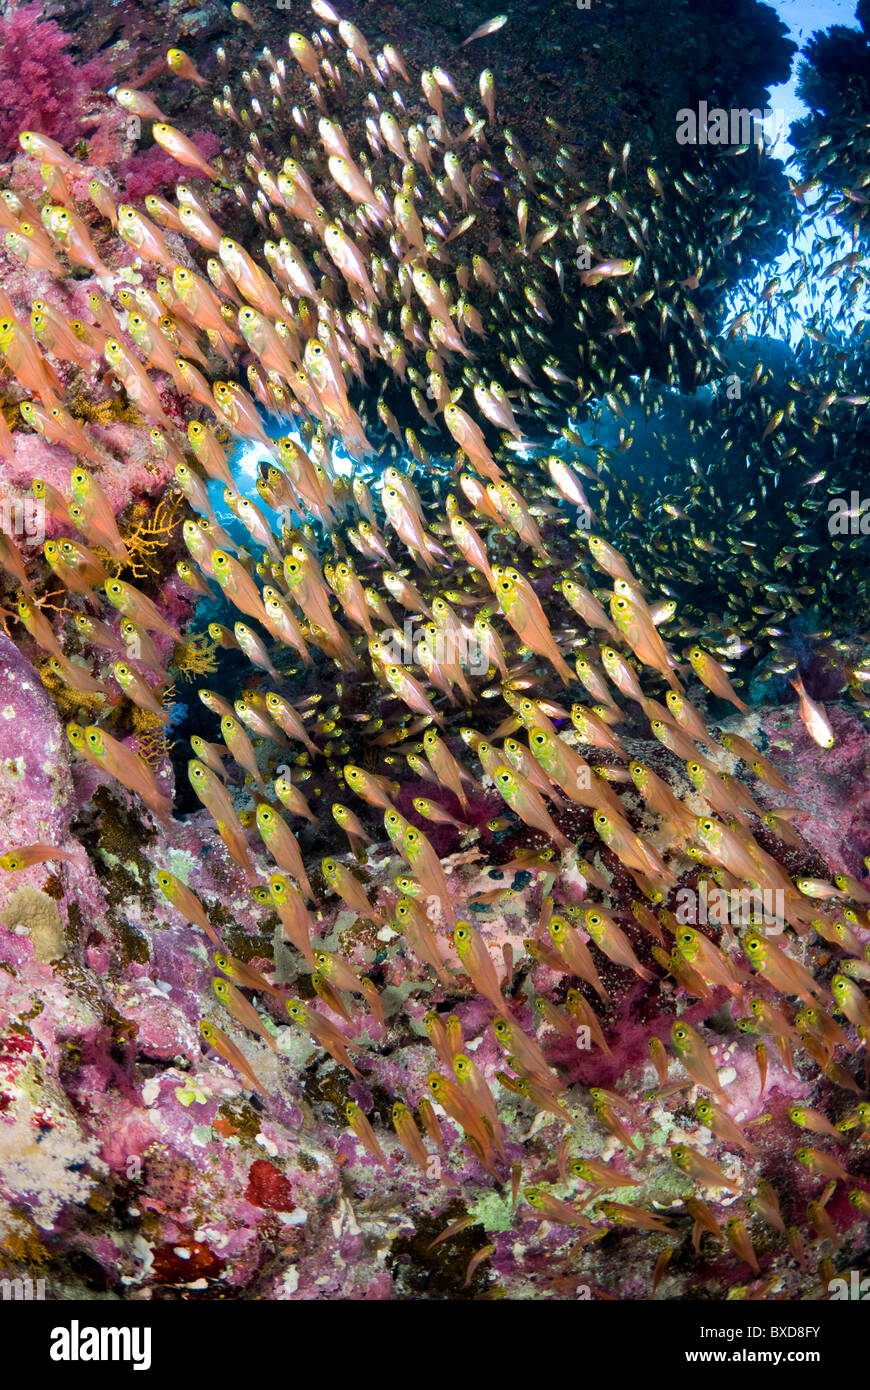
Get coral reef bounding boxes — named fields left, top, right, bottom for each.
left=0, top=3, right=109, bottom=161
left=0, top=0, right=867, bottom=1304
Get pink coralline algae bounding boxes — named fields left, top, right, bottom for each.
left=0, top=4, right=110, bottom=162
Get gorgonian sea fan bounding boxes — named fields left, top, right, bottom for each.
left=0, top=2, right=109, bottom=161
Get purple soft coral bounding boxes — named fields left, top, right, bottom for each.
left=0, top=3, right=109, bottom=161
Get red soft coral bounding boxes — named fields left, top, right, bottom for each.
left=0, top=3, right=110, bottom=161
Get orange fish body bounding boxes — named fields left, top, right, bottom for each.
left=153, top=123, right=222, bottom=180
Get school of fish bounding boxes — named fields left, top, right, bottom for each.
left=0, top=0, right=868, bottom=1297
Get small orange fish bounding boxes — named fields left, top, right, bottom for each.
left=391, top=1101, right=431, bottom=1174
left=212, top=976, right=277, bottom=1051
left=153, top=123, right=223, bottom=180
left=167, top=47, right=208, bottom=87
left=670, top=1143, right=741, bottom=1193
left=795, top=1146, right=850, bottom=1183
left=314, top=949, right=384, bottom=1028
left=548, top=915, right=609, bottom=1001
left=671, top=1019, right=727, bottom=1097
left=200, top=1019, right=267, bottom=1097
left=152, top=867, right=222, bottom=945
left=103, top=578, right=180, bottom=640
left=256, top=804, right=313, bottom=898
left=188, top=759, right=256, bottom=881
left=19, top=131, right=78, bottom=170
left=725, top=1217, right=760, bottom=1274
left=286, top=1001, right=362, bottom=1079
left=687, top=646, right=749, bottom=713
left=270, top=873, right=317, bottom=961
left=790, top=673, right=835, bottom=748
left=494, top=567, right=573, bottom=684
left=83, top=725, right=172, bottom=824
left=454, top=921, right=505, bottom=1012
left=0, top=844, right=76, bottom=871
left=582, top=905, right=654, bottom=982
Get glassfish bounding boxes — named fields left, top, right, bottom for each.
left=671, top=1019, right=728, bottom=1097
left=581, top=906, right=654, bottom=982
left=212, top=976, right=277, bottom=1051
left=321, top=855, right=381, bottom=923
left=286, top=1000, right=362, bottom=1079
left=790, top=672, right=835, bottom=748
left=0, top=844, right=76, bottom=871
left=493, top=568, right=573, bottom=684
left=200, top=1019, right=268, bottom=1097
left=103, top=578, right=180, bottom=640
left=269, top=872, right=317, bottom=960
left=687, top=646, right=749, bottom=713
left=256, top=804, right=312, bottom=896
left=670, top=1143, right=741, bottom=1193
left=152, top=123, right=223, bottom=180
left=83, top=725, right=172, bottom=824
left=188, top=759, right=256, bottom=881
